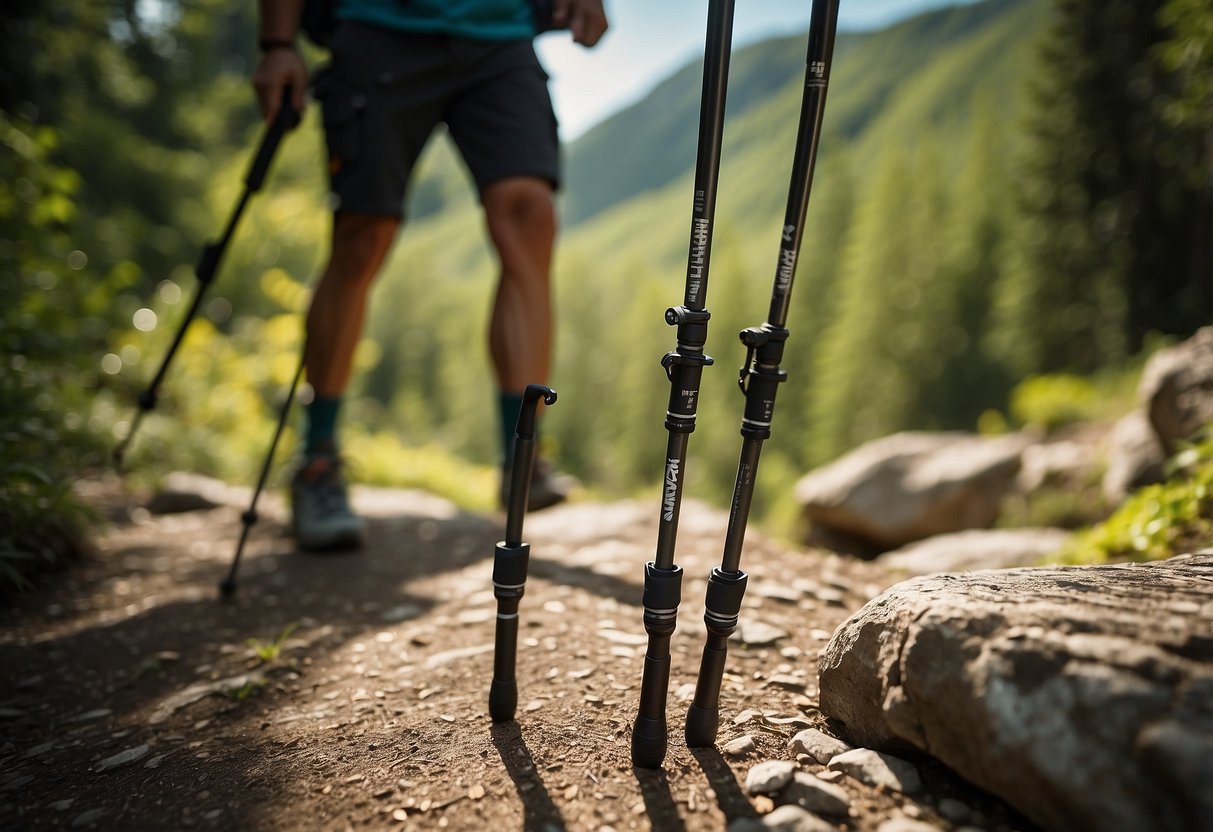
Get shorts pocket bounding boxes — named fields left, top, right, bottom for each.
left=321, top=88, right=365, bottom=167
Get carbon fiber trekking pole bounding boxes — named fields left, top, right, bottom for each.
left=219, top=342, right=307, bottom=599
left=631, top=0, right=736, bottom=769
left=113, top=90, right=301, bottom=467
left=685, top=0, right=841, bottom=749
left=490, top=384, right=558, bottom=721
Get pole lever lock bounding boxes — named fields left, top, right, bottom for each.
left=661, top=349, right=715, bottom=382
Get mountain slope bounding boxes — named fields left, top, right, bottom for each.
left=560, top=0, right=1038, bottom=227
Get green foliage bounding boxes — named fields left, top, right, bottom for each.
left=1009, top=374, right=1100, bottom=430
left=1006, top=364, right=1141, bottom=431
left=9, top=0, right=1211, bottom=564
left=991, top=0, right=1213, bottom=376
left=1062, top=431, right=1213, bottom=563
left=247, top=622, right=298, bottom=664
left=0, top=112, right=103, bottom=590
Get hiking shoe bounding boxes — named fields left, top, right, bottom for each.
left=291, top=454, right=365, bottom=551
left=499, top=458, right=577, bottom=513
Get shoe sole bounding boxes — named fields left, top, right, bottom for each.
left=295, top=526, right=366, bottom=553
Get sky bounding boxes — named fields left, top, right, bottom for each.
left=535, top=0, right=983, bottom=140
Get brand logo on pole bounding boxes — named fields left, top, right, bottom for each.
left=662, top=458, right=680, bottom=521
left=688, top=218, right=709, bottom=302
left=776, top=247, right=796, bottom=292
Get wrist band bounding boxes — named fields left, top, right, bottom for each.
left=258, top=38, right=297, bottom=53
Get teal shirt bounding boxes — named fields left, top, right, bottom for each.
left=337, top=0, right=535, bottom=40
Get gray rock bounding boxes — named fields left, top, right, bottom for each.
left=938, top=797, right=972, bottom=822
left=745, top=760, right=797, bottom=794
left=1102, top=410, right=1166, bottom=501
left=147, top=472, right=250, bottom=514
left=827, top=748, right=920, bottom=794
left=878, top=528, right=1070, bottom=576
left=788, top=728, right=851, bottom=764
left=777, top=771, right=849, bottom=816
left=1141, top=326, right=1213, bottom=456
left=737, top=620, right=787, bottom=647
left=93, top=744, right=149, bottom=773
left=729, top=805, right=835, bottom=832
left=819, top=554, right=1213, bottom=832
left=71, top=809, right=105, bottom=828
left=876, top=819, right=937, bottom=832
left=1017, top=439, right=1098, bottom=493
left=795, top=432, right=1027, bottom=551
left=723, top=735, right=757, bottom=758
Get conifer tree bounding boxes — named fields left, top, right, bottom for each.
left=994, top=0, right=1211, bottom=375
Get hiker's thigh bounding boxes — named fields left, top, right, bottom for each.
left=444, top=38, right=560, bottom=197
left=319, top=22, right=455, bottom=218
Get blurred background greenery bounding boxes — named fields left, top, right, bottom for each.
left=2, top=0, right=1210, bottom=586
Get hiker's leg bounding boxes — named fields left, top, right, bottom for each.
left=484, top=176, right=557, bottom=394
left=302, top=212, right=398, bottom=451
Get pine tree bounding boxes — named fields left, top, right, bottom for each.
left=994, top=0, right=1212, bottom=376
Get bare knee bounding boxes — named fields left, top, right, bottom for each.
left=484, top=178, right=557, bottom=242
left=326, top=212, right=400, bottom=289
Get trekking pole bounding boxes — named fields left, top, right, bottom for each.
left=113, top=89, right=301, bottom=467
left=490, top=384, right=558, bottom=722
left=631, top=0, right=736, bottom=769
left=684, top=0, right=840, bottom=749
left=219, top=341, right=307, bottom=599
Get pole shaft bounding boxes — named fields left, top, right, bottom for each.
left=633, top=0, right=737, bottom=770
left=686, top=0, right=841, bottom=750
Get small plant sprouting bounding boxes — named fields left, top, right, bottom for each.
left=246, top=622, right=298, bottom=664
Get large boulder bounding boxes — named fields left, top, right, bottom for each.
left=818, top=554, right=1213, bottom=832
left=794, top=432, right=1027, bottom=552
left=1101, top=410, right=1167, bottom=501
left=877, top=527, right=1070, bottom=576
left=1141, top=326, right=1213, bottom=456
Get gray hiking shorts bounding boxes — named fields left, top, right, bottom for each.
left=316, top=21, right=560, bottom=217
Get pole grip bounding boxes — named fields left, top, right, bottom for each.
left=246, top=87, right=302, bottom=191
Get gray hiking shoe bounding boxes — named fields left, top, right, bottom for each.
left=291, top=454, right=365, bottom=551
left=499, top=457, right=577, bottom=513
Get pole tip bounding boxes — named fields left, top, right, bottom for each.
left=630, top=715, right=667, bottom=769
left=489, top=679, right=517, bottom=723
left=218, top=579, right=237, bottom=600
left=685, top=704, right=720, bottom=749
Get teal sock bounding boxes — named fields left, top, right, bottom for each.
left=499, top=391, right=524, bottom=466
left=305, top=396, right=342, bottom=456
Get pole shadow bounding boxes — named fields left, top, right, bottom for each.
left=490, top=721, right=566, bottom=831
left=632, top=766, right=687, bottom=832
left=691, top=747, right=757, bottom=823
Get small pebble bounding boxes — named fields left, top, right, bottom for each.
left=71, top=809, right=105, bottom=828
left=745, top=760, right=797, bottom=794
left=876, top=818, right=937, bottom=832
left=939, top=797, right=972, bottom=822
left=789, top=729, right=852, bottom=764
left=828, top=748, right=921, bottom=794
left=723, top=735, right=757, bottom=758
left=778, top=771, right=849, bottom=817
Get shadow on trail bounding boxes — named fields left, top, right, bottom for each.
left=491, top=721, right=566, bottom=830
left=633, top=766, right=687, bottom=831
left=692, top=747, right=756, bottom=823
left=0, top=492, right=655, bottom=830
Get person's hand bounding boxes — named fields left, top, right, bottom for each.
left=252, top=47, right=308, bottom=124
left=552, top=0, right=608, bottom=47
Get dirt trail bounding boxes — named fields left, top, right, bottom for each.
left=0, top=476, right=1033, bottom=830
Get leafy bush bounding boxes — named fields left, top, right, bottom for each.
left=0, top=115, right=106, bottom=591
left=1007, top=365, right=1143, bottom=433
left=1009, top=374, right=1101, bottom=431
left=1062, top=430, right=1213, bottom=563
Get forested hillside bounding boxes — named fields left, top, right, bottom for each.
left=354, top=0, right=1054, bottom=507
left=4, top=0, right=1209, bottom=575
